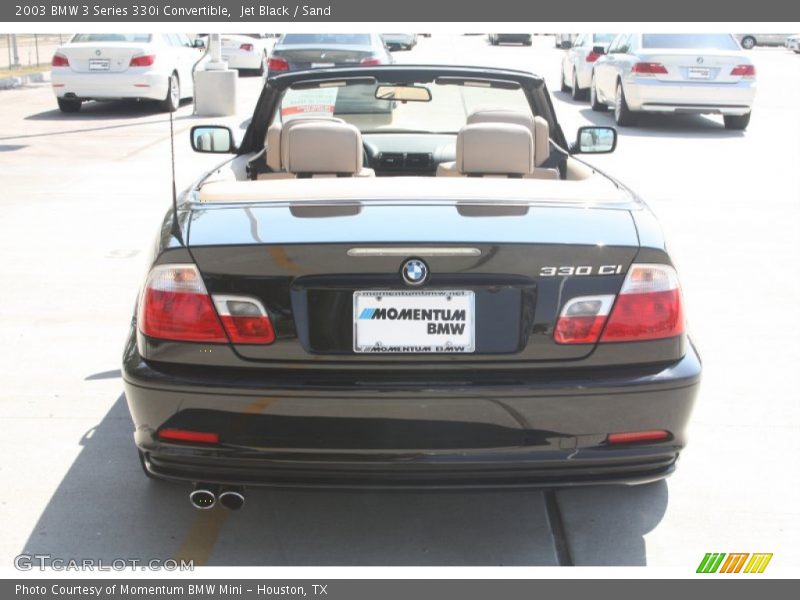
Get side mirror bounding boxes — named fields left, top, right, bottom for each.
left=561, top=40, right=573, bottom=49
left=571, top=126, right=617, bottom=154
left=592, top=45, right=606, bottom=56
left=193, top=38, right=206, bottom=49
left=190, top=125, right=236, bottom=153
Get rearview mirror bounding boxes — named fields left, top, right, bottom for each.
left=193, top=38, right=206, bottom=49
left=572, top=126, right=617, bottom=154
left=592, top=45, right=606, bottom=56
left=190, top=125, right=236, bottom=153
left=374, top=84, right=432, bottom=102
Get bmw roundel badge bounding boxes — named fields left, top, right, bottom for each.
left=401, top=258, right=428, bottom=286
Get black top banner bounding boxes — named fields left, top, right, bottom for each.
left=4, top=0, right=800, bottom=22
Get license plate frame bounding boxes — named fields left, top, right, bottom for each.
left=687, top=67, right=711, bottom=80
left=88, top=58, right=110, bottom=71
left=353, top=290, right=475, bottom=354
left=311, top=62, right=335, bottom=69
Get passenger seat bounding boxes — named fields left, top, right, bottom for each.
left=466, top=109, right=559, bottom=179
left=436, top=122, right=535, bottom=177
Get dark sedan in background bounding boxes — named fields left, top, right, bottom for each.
left=267, top=33, right=394, bottom=75
left=489, top=33, right=533, bottom=46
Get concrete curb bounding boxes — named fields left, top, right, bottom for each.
left=0, top=70, right=50, bottom=90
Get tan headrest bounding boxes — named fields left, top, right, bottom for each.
left=467, top=110, right=550, bottom=167
left=283, top=120, right=363, bottom=175
left=264, top=116, right=344, bottom=172
left=456, top=123, right=534, bottom=176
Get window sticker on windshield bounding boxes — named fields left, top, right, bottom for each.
left=281, top=88, right=339, bottom=120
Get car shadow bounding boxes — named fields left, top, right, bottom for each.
left=574, top=108, right=748, bottom=138
left=25, top=98, right=193, bottom=121
left=20, top=392, right=668, bottom=566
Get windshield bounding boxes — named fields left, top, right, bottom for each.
left=593, top=34, right=617, bottom=44
left=281, top=34, right=372, bottom=46
left=641, top=34, right=739, bottom=50
left=71, top=33, right=152, bottom=43
left=275, top=80, right=532, bottom=134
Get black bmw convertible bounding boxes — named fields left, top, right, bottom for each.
left=122, top=65, right=701, bottom=509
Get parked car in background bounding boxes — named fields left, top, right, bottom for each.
left=555, top=33, right=578, bottom=49
left=560, top=33, right=617, bottom=100
left=219, top=34, right=273, bottom=75
left=786, top=34, right=800, bottom=53
left=488, top=34, right=532, bottom=46
left=381, top=33, right=418, bottom=50
left=590, top=33, right=756, bottom=130
left=50, top=33, right=204, bottom=113
left=267, top=33, right=393, bottom=75
left=735, top=33, right=793, bottom=50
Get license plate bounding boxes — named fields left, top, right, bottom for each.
left=687, top=67, right=710, bottom=80
left=311, top=62, right=335, bottom=69
left=88, top=59, right=110, bottom=71
left=353, top=290, right=475, bottom=353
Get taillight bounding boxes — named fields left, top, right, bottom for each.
left=554, top=295, right=615, bottom=344
left=601, top=264, right=684, bottom=342
left=52, top=53, right=69, bottom=67
left=730, top=64, right=756, bottom=78
left=267, top=57, right=289, bottom=72
left=240, top=43, right=254, bottom=52
left=213, top=295, right=275, bottom=344
left=158, top=428, right=220, bottom=444
left=129, top=54, right=156, bottom=67
left=360, top=57, right=383, bottom=66
left=586, top=51, right=601, bottom=63
left=607, top=430, right=670, bottom=445
left=631, top=62, right=668, bottom=75
left=138, top=264, right=227, bottom=343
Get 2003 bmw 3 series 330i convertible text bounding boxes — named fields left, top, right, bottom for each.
left=122, top=66, right=701, bottom=508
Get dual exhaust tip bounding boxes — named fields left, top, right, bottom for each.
left=189, top=485, right=244, bottom=511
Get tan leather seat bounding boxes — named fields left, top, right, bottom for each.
left=436, top=122, right=535, bottom=177
left=281, top=120, right=374, bottom=178
left=465, top=110, right=559, bottom=179
left=260, top=116, right=366, bottom=179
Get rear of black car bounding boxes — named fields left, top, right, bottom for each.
left=123, top=199, right=700, bottom=489
left=267, top=33, right=393, bottom=75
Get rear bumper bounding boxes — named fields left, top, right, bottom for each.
left=123, top=339, right=701, bottom=489
left=51, top=69, right=168, bottom=101
left=624, top=77, right=756, bottom=115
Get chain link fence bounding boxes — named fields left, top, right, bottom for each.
left=1, top=34, right=71, bottom=71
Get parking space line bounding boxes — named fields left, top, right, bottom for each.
left=173, top=397, right=276, bottom=566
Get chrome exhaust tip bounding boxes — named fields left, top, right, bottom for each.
left=189, top=487, right=216, bottom=510
left=218, top=489, right=245, bottom=511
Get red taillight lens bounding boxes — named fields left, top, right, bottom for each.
left=631, top=62, right=668, bottom=75
left=607, top=430, right=670, bottom=445
left=213, top=296, right=275, bottom=344
left=554, top=295, right=615, bottom=344
left=52, top=53, right=69, bottom=67
left=360, top=57, right=383, bottom=66
left=730, top=64, right=756, bottom=78
left=130, top=54, right=156, bottom=67
left=240, top=43, right=254, bottom=52
left=267, top=57, right=289, bottom=72
left=586, top=51, right=600, bottom=63
left=138, top=264, right=228, bottom=343
left=158, top=429, right=220, bottom=444
left=601, top=264, right=684, bottom=342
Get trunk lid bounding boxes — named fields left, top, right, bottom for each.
left=186, top=200, right=641, bottom=364
left=58, top=42, right=150, bottom=73
left=637, top=49, right=749, bottom=84
left=272, top=44, right=375, bottom=68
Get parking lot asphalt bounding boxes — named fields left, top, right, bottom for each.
left=0, top=34, right=798, bottom=568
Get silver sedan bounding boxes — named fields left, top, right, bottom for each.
left=560, top=33, right=617, bottom=100
left=589, top=33, right=756, bottom=130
